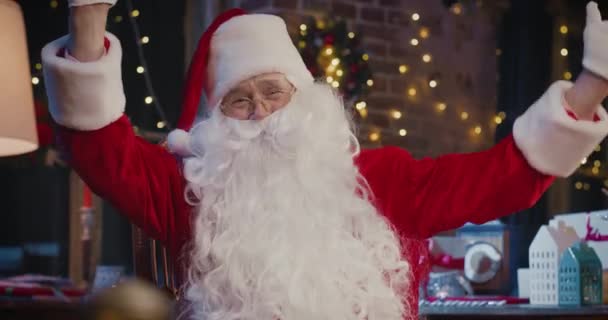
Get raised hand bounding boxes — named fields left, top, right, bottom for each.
left=583, top=1, right=608, bottom=80
left=67, top=1, right=116, bottom=61
left=68, top=0, right=117, bottom=7
left=563, top=2, right=608, bottom=121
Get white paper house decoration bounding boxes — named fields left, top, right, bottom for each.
left=528, top=223, right=579, bottom=305
left=549, top=210, right=608, bottom=268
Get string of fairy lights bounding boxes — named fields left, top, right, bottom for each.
left=302, top=1, right=506, bottom=144
left=555, top=21, right=608, bottom=193
left=124, top=0, right=170, bottom=131
left=33, top=0, right=169, bottom=132
left=33, top=1, right=605, bottom=190
left=36, top=1, right=498, bottom=141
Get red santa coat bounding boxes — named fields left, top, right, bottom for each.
left=42, top=33, right=608, bottom=317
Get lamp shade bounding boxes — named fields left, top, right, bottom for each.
left=0, top=0, right=37, bottom=156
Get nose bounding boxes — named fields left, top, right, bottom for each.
left=250, top=98, right=271, bottom=120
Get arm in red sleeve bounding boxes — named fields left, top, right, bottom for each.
left=42, top=33, right=192, bottom=253
left=56, top=116, right=191, bottom=251
left=357, top=81, right=608, bottom=239
left=356, top=134, right=554, bottom=240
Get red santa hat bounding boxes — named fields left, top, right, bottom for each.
left=167, top=8, right=314, bottom=156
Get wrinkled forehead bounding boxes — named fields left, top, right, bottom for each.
left=224, top=72, right=294, bottom=96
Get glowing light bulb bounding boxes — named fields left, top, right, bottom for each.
left=300, top=24, right=307, bottom=31
left=452, top=3, right=463, bottom=15
left=136, top=66, right=145, bottom=74
left=331, top=58, right=340, bottom=66
left=410, top=38, right=419, bottom=46
left=156, top=121, right=165, bottom=129
left=362, top=54, right=369, bottom=61
left=31, top=77, right=40, bottom=85
left=436, top=103, right=447, bottom=112
left=336, top=69, right=344, bottom=77
left=399, top=65, right=408, bottom=74
left=145, top=96, right=154, bottom=104
left=411, top=13, right=420, bottom=21
left=367, top=79, right=374, bottom=86
left=355, top=101, right=367, bottom=110
left=422, top=54, right=432, bottom=63
left=461, top=112, right=469, bottom=120
left=560, top=48, right=568, bottom=56
left=399, top=129, right=407, bottom=136
left=560, top=25, right=568, bottom=34
left=369, top=132, right=380, bottom=142
left=392, top=110, right=402, bottom=119
left=474, top=126, right=482, bottom=135
left=429, top=80, right=438, bottom=88
left=35, top=63, right=42, bottom=70
left=563, top=71, right=572, bottom=80
left=348, top=32, right=355, bottom=39
left=131, top=9, right=140, bottom=17
left=419, top=27, right=430, bottom=39
left=141, top=36, right=150, bottom=44
left=325, top=47, right=333, bottom=55
left=408, top=87, right=417, bottom=97
left=581, top=157, right=588, bottom=165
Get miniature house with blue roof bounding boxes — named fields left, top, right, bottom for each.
left=558, top=241, right=603, bottom=306
left=529, top=223, right=579, bottom=305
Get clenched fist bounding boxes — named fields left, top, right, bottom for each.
left=68, top=0, right=116, bottom=7
left=583, top=1, right=608, bottom=80
left=68, top=1, right=115, bottom=61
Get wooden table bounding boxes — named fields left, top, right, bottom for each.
left=0, top=298, right=84, bottom=320
left=3, top=297, right=607, bottom=320
left=420, top=304, right=608, bottom=319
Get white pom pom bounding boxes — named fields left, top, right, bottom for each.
left=167, top=129, right=193, bottom=157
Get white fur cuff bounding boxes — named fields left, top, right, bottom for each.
left=513, top=80, right=608, bottom=177
left=42, top=32, right=125, bottom=130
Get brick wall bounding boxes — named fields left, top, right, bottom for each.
left=235, top=0, right=501, bottom=158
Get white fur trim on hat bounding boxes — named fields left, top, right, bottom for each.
left=513, top=80, right=608, bottom=177
left=206, top=14, right=314, bottom=107
left=42, top=32, right=125, bottom=130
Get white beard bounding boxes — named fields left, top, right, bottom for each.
left=182, top=83, right=410, bottom=320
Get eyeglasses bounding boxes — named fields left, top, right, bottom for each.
left=220, top=84, right=296, bottom=120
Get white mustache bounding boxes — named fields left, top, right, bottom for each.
left=189, top=94, right=312, bottom=158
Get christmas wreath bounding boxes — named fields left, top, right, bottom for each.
left=296, top=18, right=373, bottom=104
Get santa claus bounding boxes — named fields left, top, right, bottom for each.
left=42, top=1, right=608, bottom=319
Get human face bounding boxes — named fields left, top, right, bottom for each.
left=220, top=73, right=296, bottom=120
